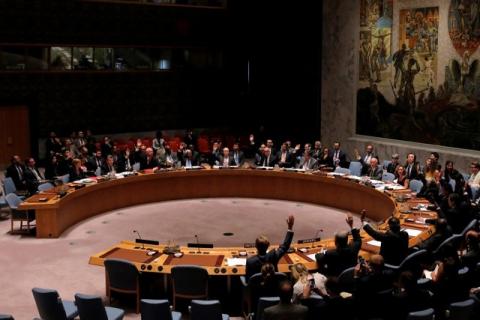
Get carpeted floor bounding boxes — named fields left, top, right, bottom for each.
left=0, top=197, right=362, bottom=319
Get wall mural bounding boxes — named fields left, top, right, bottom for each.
left=357, top=0, right=480, bottom=150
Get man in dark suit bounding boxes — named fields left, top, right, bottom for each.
left=330, top=142, right=348, bottom=168
left=296, top=151, right=318, bottom=170
left=217, top=147, right=236, bottom=167
left=362, top=211, right=409, bottom=265
left=24, top=157, right=45, bottom=195
left=276, top=143, right=294, bottom=168
left=386, top=153, right=400, bottom=174
left=87, top=150, right=104, bottom=173
left=365, top=157, right=383, bottom=180
left=316, top=213, right=362, bottom=276
left=312, top=140, right=322, bottom=159
left=101, top=155, right=117, bottom=175
left=181, top=149, right=200, bottom=167
left=264, top=281, right=308, bottom=320
left=246, top=215, right=295, bottom=281
left=5, top=155, right=27, bottom=191
left=404, top=152, right=419, bottom=180
left=256, top=147, right=277, bottom=167
left=140, top=147, right=159, bottom=170
left=231, top=142, right=245, bottom=166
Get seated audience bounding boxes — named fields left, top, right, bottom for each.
left=246, top=215, right=294, bottom=280
left=44, top=155, right=60, bottom=180
left=140, top=147, right=159, bottom=170
left=386, top=153, right=400, bottom=174
left=290, top=263, right=327, bottom=303
left=87, top=150, right=104, bottom=173
left=311, top=140, right=322, bottom=160
left=365, top=157, right=382, bottom=180
left=264, top=281, right=308, bottom=320
left=318, top=147, right=333, bottom=168
left=101, top=155, right=117, bottom=176
left=217, top=147, right=235, bottom=167
left=24, top=157, right=45, bottom=194
left=181, top=149, right=199, bottom=167
left=296, top=150, right=318, bottom=170
left=276, top=143, right=293, bottom=168
left=117, top=147, right=134, bottom=172
left=69, top=158, right=87, bottom=182
left=256, top=147, right=276, bottom=167
left=5, top=155, right=27, bottom=191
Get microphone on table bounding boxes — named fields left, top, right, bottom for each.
left=133, top=230, right=144, bottom=249
left=315, top=229, right=324, bottom=239
left=195, top=234, right=200, bottom=254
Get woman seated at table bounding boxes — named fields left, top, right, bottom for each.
left=317, top=147, right=333, bottom=168
left=290, top=262, right=328, bottom=304
left=69, top=158, right=87, bottom=182
left=394, top=165, right=409, bottom=188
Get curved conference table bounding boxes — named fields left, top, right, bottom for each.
left=20, top=168, right=436, bottom=275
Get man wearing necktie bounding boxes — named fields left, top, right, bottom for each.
left=404, top=153, right=418, bottom=180
left=232, top=143, right=244, bottom=166
left=24, top=157, right=45, bottom=194
left=5, top=155, right=27, bottom=191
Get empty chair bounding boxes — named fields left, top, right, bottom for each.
left=0, top=315, right=14, bottom=320
left=60, top=174, right=70, bottom=184
left=32, top=287, right=78, bottom=320
left=37, top=182, right=54, bottom=192
left=74, top=293, right=124, bottom=320
left=334, top=167, right=351, bottom=175
left=190, top=300, right=229, bottom=320
left=382, top=172, right=395, bottom=182
left=140, top=299, right=181, bottom=320
left=95, top=167, right=102, bottom=177
left=449, top=179, right=456, bottom=192
left=348, top=161, right=362, bottom=177
left=171, top=265, right=208, bottom=310
left=255, top=297, right=280, bottom=320
left=433, top=234, right=463, bottom=258
left=6, top=193, right=35, bottom=234
left=3, top=177, right=25, bottom=199
left=0, top=192, right=7, bottom=209
left=409, top=179, right=424, bottom=193
left=104, top=259, right=140, bottom=313
left=449, top=298, right=475, bottom=320
left=406, top=308, right=434, bottom=320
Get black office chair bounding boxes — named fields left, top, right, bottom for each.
left=406, top=308, right=434, bottom=320
left=32, top=287, right=78, bottom=320
left=104, top=258, right=141, bottom=313
left=189, top=300, right=229, bottom=320
left=140, top=299, right=181, bottom=320
left=338, top=266, right=356, bottom=293
left=171, top=265, right=209, bottom=310
left=449, top=298, right=475, bottom=320
left=255, top=297, right=280, bottom=320
left=0, top=314, right=14, bottom=320
left=384, top=249, right=428, bottom=277
left=74, top=293, right=124, bottom=320
left=241, top=272, right=287, bottom=317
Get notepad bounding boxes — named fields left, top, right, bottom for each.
left=226, top=258, right=246, bottom=266
left=367, top=240, right=381, bottom=247
left=403, top=229, right=422, bottom=237
left=307, top=253, right=318, bottom=261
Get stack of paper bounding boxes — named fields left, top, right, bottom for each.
left=226, top=258, right=247, bottom=266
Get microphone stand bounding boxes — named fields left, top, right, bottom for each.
left=195, top=234, right=200, bottom=254
left=133, top=230, right=144, bottom=249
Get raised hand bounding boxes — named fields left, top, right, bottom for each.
left=346, top=213, right=354, bottom=229
left=286, top=215, right=295, bottom=230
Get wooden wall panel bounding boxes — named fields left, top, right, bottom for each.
left=0, top=105, right=30, bottom=167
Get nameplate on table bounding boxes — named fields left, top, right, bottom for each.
left=367, top=240, right=381, bottom=247
left=297, top=237, right=321, bottom=244
left=227, top=258, right=246, bottom=266
left=185, top=166, right=203, bottom=170
left=255, top=166, right=274, bottom=170
left=402, top=228, right=422, bottom=237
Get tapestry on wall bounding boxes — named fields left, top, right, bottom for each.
left=357, top=1, right=480, bottom=150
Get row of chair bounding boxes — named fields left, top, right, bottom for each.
left=31, top=286, right=229, bottom=320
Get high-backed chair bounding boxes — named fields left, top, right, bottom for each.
left=74, top=293, right=124, bottom=320
left=406, top=308, right=434, bottom=320
left=409, top=179, right=424, bottom=194
left=241, top=272, right=287, bottom=317
left=383, top=160, right=392, bottom=170
left=171, top=265, right=209, bottom=310
left=32, top=287, right=78, bottom=320
left=3, top=177, right=26, bottom=199
left=348, top=161, right=362, bottom=177
left=255, top=297, right=280, bottom=320
left=449, top=298, right=475, bottom=320
left=37, top=182, right=54, bottom=192
left=104, top=259, right=140, bottom=313
left=384, top=249, right=428, bottom=277
left=433, top=234, right=463, bottom=259
left=382, top=172, right=395, bottom=182
left=6, top=193, right=35, bottom=234
left=0, top=314, right=14, bottom=320
left=459, top=219, right=478, bottom=238
left=189, top=300, right=229, bottom=320
left=60, top=174, right=70, bottom=184
left=140, top=299, right=181, bottom=320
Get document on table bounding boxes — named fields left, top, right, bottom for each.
left=367, top=240, right=381, bottom=247
left=403, top=228, right=422, bottom=237
left=226, top=258, right=247, bottom=266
